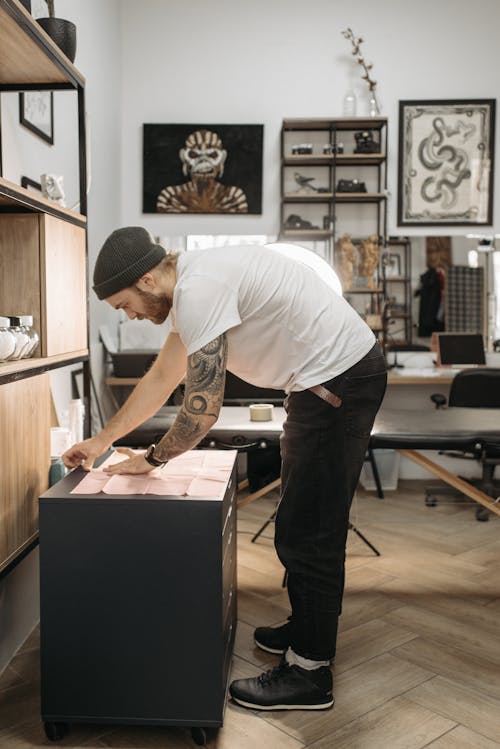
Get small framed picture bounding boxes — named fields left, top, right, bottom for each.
left=21, top=176, right=43, bottom=195
left=19, top=91, right=54, bottom=144
left=383, top=252, right=401, bottom=278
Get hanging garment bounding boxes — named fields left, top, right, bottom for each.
left=416, top=267, right=445, bottom=337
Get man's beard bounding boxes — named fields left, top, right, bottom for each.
left=133, top=286, right=171, bottom=324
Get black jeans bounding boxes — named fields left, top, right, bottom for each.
left=275, top=342, right=387, bottom=661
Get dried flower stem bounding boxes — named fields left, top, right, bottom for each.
left=341, top=27, right=380, bottom=115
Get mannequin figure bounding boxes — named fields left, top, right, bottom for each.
left=335, top=232, right=357, bottom=290
left=358, top=234, right=380, bottom=289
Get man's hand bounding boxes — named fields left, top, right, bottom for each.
left=62, top=436, right=110, bottom=471
left=103, top=448, right=156, bottom=475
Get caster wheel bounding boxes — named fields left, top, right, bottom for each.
left=476, top=507, right=490, bottom=522
left=44, top=722, right=68, bottom=741
left=425, top=496, right=437, bottom=507
left=191, top=726, right=207, bottom=746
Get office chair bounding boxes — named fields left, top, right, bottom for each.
left=426, top=368, right=500, bottom=521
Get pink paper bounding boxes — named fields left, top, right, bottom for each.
left=70, top=449, right=236, bottom=499
left=70, top=471, right=109, bottom=494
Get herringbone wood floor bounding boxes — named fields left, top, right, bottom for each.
left=1, top=481, right=500, bottom=748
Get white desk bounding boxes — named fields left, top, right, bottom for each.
left=387, top=368, right=459, bottom=385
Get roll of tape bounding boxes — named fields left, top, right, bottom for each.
left=249, top=403, right=274, bottom=422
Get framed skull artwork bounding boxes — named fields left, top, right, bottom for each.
left=143, top=123, right=263, bottom=214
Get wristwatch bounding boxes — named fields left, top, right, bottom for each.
left=144, top=443, right=167, bottom=468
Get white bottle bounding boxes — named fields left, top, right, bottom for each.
left=368, top=95, right=379, bottom=117
left=343, top=90, right=357, bottom=117
left=69, top=398, right=85, bottom=445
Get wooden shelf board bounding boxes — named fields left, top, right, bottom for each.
left=0, top=349, right=88, bottom=382
left=283, top=191, right=386, bottom=204
left=282, top=117, right=387, bottom=131
left=334, top=192, right=386, bottom=203
left=284, top=154, right=385, bottom=166
left=0, top=532, right=38, bottom=578
left=281, top=229, right=332, bottom=238
left=384, top=276, right=410, bottom=283
left=345, top=288, right=383, bottom=294
left=106, top=376, right=141, bottom=387
left=284, top=192, right=334, bottom=202
left=0, top=0, right=84, bottom=87
left=0, top=177, right=86, bottom=226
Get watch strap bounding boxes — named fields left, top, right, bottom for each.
left=144, top=444, right=167, bottom=467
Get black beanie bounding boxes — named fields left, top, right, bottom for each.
left=93, top=227, right=167, bottom=300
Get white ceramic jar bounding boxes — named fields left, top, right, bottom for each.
left=0, top=316, right=16, bottom=361
left=9, top=316, right=31, bottom=360
left=19, top=315, right=39, bottom=357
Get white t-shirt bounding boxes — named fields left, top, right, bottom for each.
left=170, top=243, right=375, bottom=393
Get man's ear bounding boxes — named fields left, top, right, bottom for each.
left=136, top=272, right=156, bottom=291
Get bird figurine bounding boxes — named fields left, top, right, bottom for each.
left=294, top=172, right=318, bottom=192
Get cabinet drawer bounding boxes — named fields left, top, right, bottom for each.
left=222, top=616, right=236, bottom=688
left=221, top=468, right=236, bottom=529
left=223, top=579, right=236, bottom=632
left=222, top=529, right=236, bottom=590
left=222, top=505, right=235, bottom=563
left=0, top=214, right=87, bottom=359
left=0, top=374, right=51, bottom=571
left=41, top=214, right=87, bottom=356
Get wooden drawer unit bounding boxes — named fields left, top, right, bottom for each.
left=0, top=373, right=51, bottom=573
left=39, top=455, right=237, bottom=737
left=0, top=212, right=87, bottom=359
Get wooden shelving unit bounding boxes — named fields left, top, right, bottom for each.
left=0, top=0, right=89, bottom=577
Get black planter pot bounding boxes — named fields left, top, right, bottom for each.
left=37, top=17, right=77, bottom=63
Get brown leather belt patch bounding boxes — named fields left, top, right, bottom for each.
left=309, top=384, right=342, bottom=408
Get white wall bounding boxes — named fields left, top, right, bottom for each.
left=118, top=0, right=500, bottom=241
left=55, top=0, right=123, bottom=347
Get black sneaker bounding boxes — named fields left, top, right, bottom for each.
left=229, top=660, right=334, bottom=711
left=254, top=620, right=291, bottom=655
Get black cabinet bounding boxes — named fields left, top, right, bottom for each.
left=39, top=456, right=237, bottom=742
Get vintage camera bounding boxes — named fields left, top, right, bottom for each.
left=353, top=130, right=380, bottom=154
left=291, top=143, right=313, bottom=155
left=323, top=142, right=344, bottom=155
left=336, top=178, right=367, bottom=193
left=284, top=213, right=319, bottom=230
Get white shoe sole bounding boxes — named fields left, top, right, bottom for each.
left=253, top=639, right=335, bottom=665
left=254, top=638, right=286, bottom=655
left=231, top=695, right=334, bottom=711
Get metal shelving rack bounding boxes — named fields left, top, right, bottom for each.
left=279, top=117, right=388, bottom=265
left=382, top=237, right=413, bottom=346
left=279, top=117, right=388, bottom=339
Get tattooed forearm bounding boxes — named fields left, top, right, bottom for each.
left=152, top=334, right=227, bottom=462
left=153, top=411, right=201, bottom=461
left=184, top=335, right=227, bottom=418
